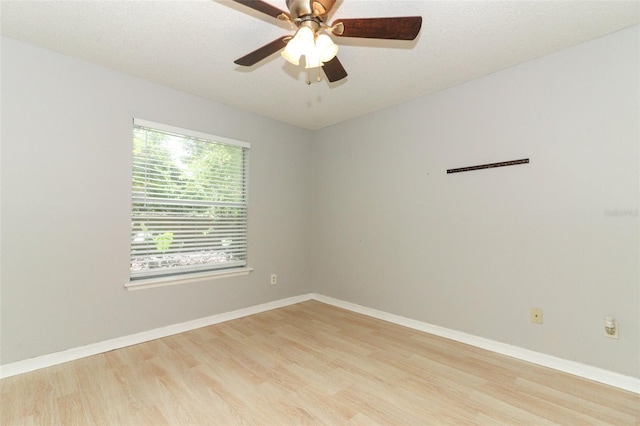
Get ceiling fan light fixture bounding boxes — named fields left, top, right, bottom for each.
left=284, top=27, right=336, bottom=69
left=282, top=26, right=317, bottom=66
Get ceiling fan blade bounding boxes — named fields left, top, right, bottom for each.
left=232, top=0, right=290, bottom=19
left=332, top=16, right=422, bottom=40
left=322, top=56, right=348, bottom=82
left=234, top=36, right=289, bottom=66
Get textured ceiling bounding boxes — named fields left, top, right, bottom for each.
left=2, top=0, right=639, bottom=129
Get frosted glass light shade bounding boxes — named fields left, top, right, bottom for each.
left=315, top=34, right=338, bottom=62
left=304, top=48, right=322, bottom=69
left=281, top=40, right=302, bottom=65
left=296, top=27, right=315, bottom=47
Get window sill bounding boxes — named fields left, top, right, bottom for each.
left=125, top=267, right=254, bottom=291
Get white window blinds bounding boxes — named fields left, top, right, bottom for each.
left=130, top=119, right=249, bottom=280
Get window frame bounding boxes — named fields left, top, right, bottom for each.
left=126, top=118, right=252, bottom=290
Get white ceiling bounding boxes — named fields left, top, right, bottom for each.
left=2, top=1, right=639, bottom=129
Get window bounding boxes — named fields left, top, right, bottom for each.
left=130, top=119, right=249, bottom=282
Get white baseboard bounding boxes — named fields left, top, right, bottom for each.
left=0, top=294, right=313, bottom=379
left=311, top=293, right=640, bottom=395
left=2, top=292, right=638, bottom=395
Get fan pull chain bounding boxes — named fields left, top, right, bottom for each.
left=306, top=68, right=322, bottom=85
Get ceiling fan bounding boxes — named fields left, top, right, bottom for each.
left=232, top=0, right=422, bottom=83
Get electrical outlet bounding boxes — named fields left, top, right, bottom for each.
left=530, top=308, right=543, bottom=324
left=270, top=274, right=277, bottom=285
left=604, top=317, right=619, bottom=339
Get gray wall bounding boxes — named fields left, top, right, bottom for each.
left=311, top=26, right=639, bottom=377
left=1, top=37, right=312, bottom=364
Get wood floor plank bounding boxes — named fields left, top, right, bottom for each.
left=2, top=300, right=639, bottom=425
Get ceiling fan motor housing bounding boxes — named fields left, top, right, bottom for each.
left=286, top=0, right=335, bottom=20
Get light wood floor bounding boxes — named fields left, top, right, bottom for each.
left=2, top=301, right=639, bottom=425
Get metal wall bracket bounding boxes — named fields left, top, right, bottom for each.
left=447, top=158, right=529, bottom=174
